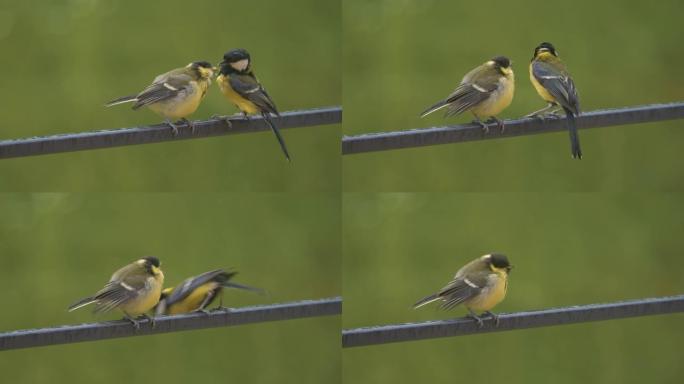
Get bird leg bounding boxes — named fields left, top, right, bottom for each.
left=164, top=120, right=180, bottom=136
left=210, top=114, right=233, bottom=128
left=471, top=116, right=490, bottom=133
left=486, top=116, right=505, bottom=133
left=139, top=313, right=156, bottom=328
left=179, top=118, right=195, bottom=134
left=123, top=313, right=141, bottom=330
left=466, top=308, right=484, bottom=328
left=482, top=311, right=500, bottom=326
left=242, top=111, right=250, bottom=120
left=525, top=103, right=557, bottom=119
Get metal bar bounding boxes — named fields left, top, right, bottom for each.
left=0, top=297, right=341, bottom=351
left=342, top=295, right=684, bottom=348
left=0, top=106, right=341, bottom=159
left=342, top=102, right=684, bottom=154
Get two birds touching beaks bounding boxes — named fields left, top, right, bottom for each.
left=68, top=256, right=264, bottom=329
left=421, top=42, right=582, bottom=159
left=105, top=48, right=291, bottom=161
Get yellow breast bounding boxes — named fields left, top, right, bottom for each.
left=529, top=63, right=556, bottom=103
left=166, top=282, right=219, bottom=315
left=217, top=74, right=259, bottom=115
left=147, top=79, right=208, bottom=120
left=470, top=74, right=514, bottom=118
left=464, top=273, right=508, bottom=312
left=118, top=275, right=164, bottom=316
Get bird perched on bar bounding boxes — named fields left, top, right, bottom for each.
left=528, top=42, right=582, bottom=159
left=420, top=56, right=515, bottom=132
left=413, top=253, right=512, bottom=327
left=215, top=49, right=291, bottom=161
left=105, top=61, right=215, bottom=136
left=68, top=256, right=164, bottom=329
left=155, top=269, right=264, bottom=315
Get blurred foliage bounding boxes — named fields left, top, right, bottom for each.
left=342, top=0, right=684, bottom=191
left=0, top=0, right=340, bottom=191
left=0, top=193, right=340, bottom=383
left=343, top=193, right=684, bottom=383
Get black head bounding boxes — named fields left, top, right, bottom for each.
left=487, top=253, right=511, bottom=270
left=190, top=61, right=213, bottom=70
left=491, top=56, right=511, bottom=69
left=222, top=48, right=251, bottom=64
left=142, top=256, right=160, bottom=268
left=534, top=42, right=557, bottom=58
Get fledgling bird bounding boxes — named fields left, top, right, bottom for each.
left=105, top=61, right=215, bottom=135
left=528, top=42, right=582, bottom=159
left=68, top=256, right=164, bottom=329
left=420, top=56, right=515, bottom=132
left=155, top=269, right=264, bottom=315
left=215, top=49, right=291, bottom=161
left=413, top=253, right=512, bottom=327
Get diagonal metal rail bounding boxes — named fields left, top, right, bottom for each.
left=342, top=102, right=684, bottom=154
left=0, top=106, right=341, bottom=159
left=342, top=295, right=684, bottom=348
left=0, top=297, right=341, bottom=351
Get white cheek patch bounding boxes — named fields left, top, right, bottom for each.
left=230, top=59, right=249, bottom=71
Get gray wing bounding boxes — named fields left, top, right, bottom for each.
left=229, top=74, right=279, bottom=115
left=91, top=276, right=148, bottom=314
left=132, top=73, right=194, bottom=110
left=164, top=269, right=225, bottom=306
left=532, top=61, right=579, bottom=114
left=437, top=271, right=489, bottom=310
left=443, top=82, right=496, bottom=117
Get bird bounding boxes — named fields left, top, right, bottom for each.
left=215, top=48, right=291, bottom=161
left=420, top=56, right=515, bottom=132
left=528, top=42, right=582, bottom=159
left=105, top=61, right=215, bottom=136
left=68, top=256, right=164, bottom=329
left=154, top=269, right=264, bottom=315
left=413, top=253, right=512, bottom=327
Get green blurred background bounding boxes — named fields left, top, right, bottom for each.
left=0, top=193, right=340, bottom=383
left=343, top=193, right=684, bottom=383
left=342, top=0, right=684, bottom=191
left=0, top=0, right=340, bottom=191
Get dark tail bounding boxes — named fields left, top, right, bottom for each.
left=262, top=113, right=291, bottom=162
left=412, top=293, right=441, bottom=309
left=104, top=95, right=137, bottom=107
left=564, top=108, right=582, bottom=159
left=222, top=281, right=266, bottom=295
left=419, top=100, right=449, bottom=118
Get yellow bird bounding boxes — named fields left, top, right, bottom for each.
left=215, top=49, right=291, bottom=161
left=528, top=42, right=582, bottom=159
left=413, top=253, right=512, bottom=327
left=106, top=61, right=215, bottom=135
left=155, top=269, right=264, bottom=315
left=421, top=56, right=515, bottom=132
left=68, top=256, right=164, bottom=328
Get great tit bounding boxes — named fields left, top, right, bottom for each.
left=528, top=42, right=582, bottom=159
left=421, top=56, right=515, bottom=132
left=413, top=253, right=512, bottom=327
left=215, top=49, right=291, bottom=161
left=155, top=269, right=264, bottom=315
left=68, top=256, right=164, bottom=329
left=106, top=61, right=215, bottom=135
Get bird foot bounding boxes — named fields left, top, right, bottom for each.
left=210, top=115, right=233, bottom=128
left=483, top=311, right=500, bottom=326
left=165, top=120, right=180, bottom=136
left=472, top=119, right=490, bottom=133
left=466, top=313, right=484, bottom=328
left=486, top=117, right=505, bottom=133
left=179, top=118, right=196, bottom=134
left=195, top=308, right=211, bottom=315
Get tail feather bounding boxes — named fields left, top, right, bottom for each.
left=67, top=296, right=96, bottom=312
left=105, top=95, right=137, bottom=107
left=419, top=100, right=449, bottom=118
left=262, top=113, right=291, bottom=162
left=412, top=293, right=441, bottom=309
left=564, top=108, right=582, bottom=159
left=222, top=281, right=266, bottom=295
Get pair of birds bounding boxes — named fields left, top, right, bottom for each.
left=413, top=253, right=512, bottom=327
left=421, top=42, right=582, bottom=159
left=106, top=48, right=291, bottom=161
left=68, top=257, right=263, bottom=328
